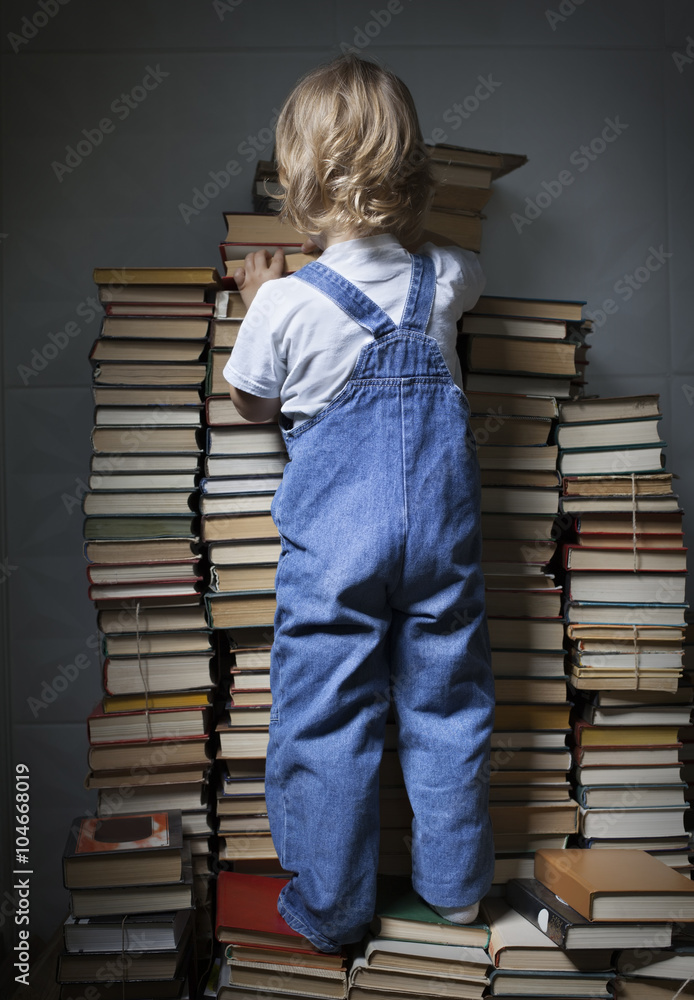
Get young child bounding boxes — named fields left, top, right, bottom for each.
left=223, top=54, right=495, bottom=954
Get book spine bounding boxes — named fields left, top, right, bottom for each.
left=504, top=881, right=568, bottom=947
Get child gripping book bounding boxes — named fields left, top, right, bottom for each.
left=223, top=53, right=495, bottom=954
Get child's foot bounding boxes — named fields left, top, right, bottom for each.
left=430, top=901, right=480, bottom=924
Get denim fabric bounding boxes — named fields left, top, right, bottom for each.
left=267, top=253, right=495, bottom=952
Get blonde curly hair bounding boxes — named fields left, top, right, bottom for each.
left=274, top=54, right=434, bottom=247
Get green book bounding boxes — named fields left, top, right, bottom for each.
left=83, top=516, right=198, bottom=540
left=371, top=875, right=491, bottom=948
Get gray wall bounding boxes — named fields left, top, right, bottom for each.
left=1, top=0, right=692, bottom=958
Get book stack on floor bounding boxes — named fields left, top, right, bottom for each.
left=214, top=871, right=349, bottom=999
left=350, top=875, right=491, bottom=1000
left=556, top=394, right=691, bottom=867
left=502, top=848, right=694, bottom=999
left=681, top=622, right=694, bottom=827
left=203, top=213, right=289, bottom=872
left=57, top=811, right=195, bottom=1000
left=81, top=266, right=221, bottom=958
left=458, top=295, right=592, bottom=884
left=253, top=142, right=528, bottom=254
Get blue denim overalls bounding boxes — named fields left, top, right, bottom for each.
left=266, top=252, right=495, bottom=952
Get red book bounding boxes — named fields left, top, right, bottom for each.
left=216, top=871, right=321, bottom=952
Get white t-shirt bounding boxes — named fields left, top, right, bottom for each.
left=223, top=233, right=485, bottom=428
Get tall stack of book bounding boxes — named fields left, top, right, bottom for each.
left=57, top=811, right=195, bottom=1000
left=204, top=214, right=288, bottom=872
left=556, top=395, right=691, bottom=869
left=458, top=295, right=592, bottom=883
left=681, top=622, right=694, bottom=820
left=254, top=142, right=528, bottom=255
left=80, top=267, right=220, bottom=959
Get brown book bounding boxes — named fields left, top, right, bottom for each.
left=468, top=414, right=552, bottom=446
left=92, top=385, right=203, bottom=406
left=490, top=803, right=578, bottom=836
left=208, top=592, right=277, bottom=628
left=202, top=513, right=278, bottom=543
left=466, top=391, right=558, bottom=419
left=427, top=144, right=527, bottom=179
left=213, top=564, right=278, bottom=592
left=92, top=362, right=206, bottom=386
left=430, top=160, right=492, bottom=189
left=494, top=704, right=570, bottom=731
left=470, top=295, right=583, bottom=323
left=90, top=339, right=205, bottom=363
left=210, top=320, right=240, bottom=349
left=467, top=335, right=576, bottom=376
left=559, top=394, right=661, bottom=423
left=573, top=720, right=681, bottom=746
left=100, top=317, right=210, bottom=339
left=223, top=213, right=306, bottom=244
left=62, top=812, right=183, bottom=889
left=431, top=182, right=492, bottom=214
left=534, top=848, right=694, bottom=920
left=424, top=209, right=482, bottom=252
left=91, top=426, right=202, bottom=454
left=563, top=473, right=674, bottom=497
left=99, top=284, right=207, bottom=304
left=93, top=266, right=220, bottom=286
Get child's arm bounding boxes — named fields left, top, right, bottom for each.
left=228, top=248, right=285, bottom=421
left=229, top=385, right=281, bottom=423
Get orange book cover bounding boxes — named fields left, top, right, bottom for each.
left=65, top=811, right=183, bottom=859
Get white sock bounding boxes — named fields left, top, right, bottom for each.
left=430, top=900, right=480, bottom=924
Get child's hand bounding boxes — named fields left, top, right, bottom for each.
left=234, top=247, right=286, bottom=308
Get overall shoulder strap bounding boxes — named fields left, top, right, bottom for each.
left=399, top=252, right=436, bottom=334
left=292, top=261, right=397, bottom=339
